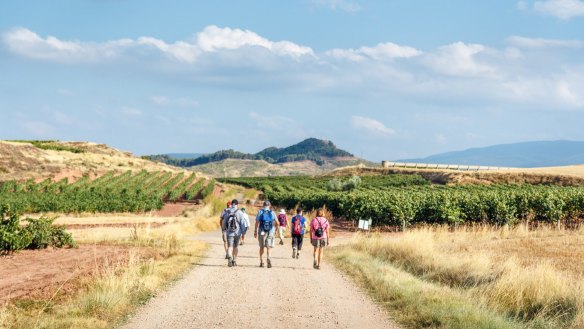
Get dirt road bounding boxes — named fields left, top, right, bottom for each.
left=123, top=225, right=398, bottom=329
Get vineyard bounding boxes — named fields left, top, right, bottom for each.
left=0, top=170, right=214, bottom=214
left=221, top=175, right=584, bottom=227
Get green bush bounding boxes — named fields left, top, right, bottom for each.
left=0, top=205, right=76, bottom=254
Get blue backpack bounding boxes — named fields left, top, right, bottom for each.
left=259, top=210, right=274, bottom=233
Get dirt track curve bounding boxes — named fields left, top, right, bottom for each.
left=122, top=222, right=399, bottom=329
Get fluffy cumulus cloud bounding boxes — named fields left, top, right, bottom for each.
left=351, top=116, right=395, bottom=136
left=1, top=25, right=314, bottom=64
left=519, top=0, right=584, bottom=19
left=3, top=25, right=584, bottom=111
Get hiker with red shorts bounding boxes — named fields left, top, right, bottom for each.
left=290, top=207, right=307, bottom=259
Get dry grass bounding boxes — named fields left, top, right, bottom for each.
left=332, top=226, right=584, bottom=329
left=0, top=199, right=224, bottom=329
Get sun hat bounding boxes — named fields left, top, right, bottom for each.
left=279, top=209, right=285, bottom=215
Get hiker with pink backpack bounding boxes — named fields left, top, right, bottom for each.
left=310, top=209, right=330, bottom=270
left=290, top=207, right=307, bottom=259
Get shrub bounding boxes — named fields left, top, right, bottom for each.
left=0, top=205, right=76, bottom=253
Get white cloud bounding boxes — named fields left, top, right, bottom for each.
left=351, top=116, right=395, bottom=136
left=311, top=0, right=362, bottom=12
left=122, top=107, right=142, bottom=116
left=1, top=26, right=313, bottom=65
left=327, top=42, right=422, bottom=61
left=423, top=42, right=498, bottom=78
left=507, top=36, right=584, bottom=48
left=534, top=0, right=584, bottom=19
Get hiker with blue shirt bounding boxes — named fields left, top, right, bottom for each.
left=222, top=199, right=244, bottom=267
left=254, top=200, right=279, bottom=268
left=290, top=207, right=307, bottom=259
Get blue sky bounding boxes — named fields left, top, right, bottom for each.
left=1, top=0, right=584, bottom=161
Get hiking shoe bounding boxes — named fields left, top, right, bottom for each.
left=313, top=260, right=317, bottom=269
left=316, top=264, right=320, bottom=270
left=228, top=257, right=233, bottom=267
left=267, top=258, right=272, bottom=268
left=296, top=253, right=300, bottom=259
left=240, top=240, right=244, bottom=245
left=260, top=262, right=264, bottom=268
left=292, top=249, right=297, bottom=258
left=225, top=254, right=229, bottom=259
left=279, top=240, right=284, bottom=245
left=232, top=260, right=237, bottom=267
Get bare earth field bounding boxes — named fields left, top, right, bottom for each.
left=0, top=245, right=141, bottom=302
left=122, top=225, right=399, bottom=329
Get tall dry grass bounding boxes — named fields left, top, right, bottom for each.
left=336, top=226, right=584, bottom=328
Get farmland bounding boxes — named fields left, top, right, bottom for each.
left=0, top=170, right=215, bottom=214
left=221, top=175, right=584, bottom=228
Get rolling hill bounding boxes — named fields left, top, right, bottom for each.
left=400, top=140, right=584, bottom=168
left=146, top=138, right=356, bottom=167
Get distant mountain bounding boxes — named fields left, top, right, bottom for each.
left=165, top=153, right=203, bottom=159
left=145, top=138, right=354, bottom=168
left=400, top=140, right=584, bottom=168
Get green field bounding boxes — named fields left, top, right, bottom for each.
left=0, top=170, right=214, bottom=214
left=221, top=175, right=584, bottom=227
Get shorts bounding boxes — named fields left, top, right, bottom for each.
left=311, top=239, right=327, bottom=248
left=241, top=227, right=248, bottom=236
left=227, top=235, right=241, bottom=248
left=258, top=232, right=275, bottom=249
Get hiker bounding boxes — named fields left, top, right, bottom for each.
left=219, top=200, right=232, bottom=259
left=310, top=209, right=330, bottom=270
left=240, top=207, right=250, bottom=245
left=254, top=200, right=279, bottom=268
left=290, top=207, right=307, bottom=259
left=277, top=209, right=288, bottom=245
left=222, top=199, right=244, bottom=267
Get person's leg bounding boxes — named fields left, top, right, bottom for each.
left=227, top=236, right=234, bottom=266
left=313, top=242, right=317, bottom=268
left=232, top=236, right=240, bottom=265
left=292, top=235, right=298, bottom=258
left=222, top=231, right=228, bottom=258
left=266, top=235, right=273, bottom=268
left=297, top=234, right=303, bottom=258
left=259, top=236, right=265, bottom=266
left=317, top=244, right=323, bottom=268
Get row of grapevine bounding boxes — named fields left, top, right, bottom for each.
left=0, top=170, right=208, bottom=214
left=221, top=176, right=584, bottom=226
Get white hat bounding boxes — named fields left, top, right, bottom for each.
left=279, top=209, right=285, bottom=214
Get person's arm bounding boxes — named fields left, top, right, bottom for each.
left=254, top=211, right=260, bottom=238
left=326, top=220, right=331, bottom=245
left=274, top=212, right=280, bottom=229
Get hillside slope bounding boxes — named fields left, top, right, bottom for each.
left=401, top=140, right=584, bottom=168
left=0, top=140, right=181, bottom=182
left=194, top=157, right=369, bottom=177
left=146, top=138, right=355, bottom=168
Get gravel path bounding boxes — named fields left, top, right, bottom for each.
left=122, top=223, right=399, bottom=329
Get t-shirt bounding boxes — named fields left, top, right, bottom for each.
left=256, top=208, right=276, bottom=235
left=221, top=206, right=243, bottom=237
left=291, top=215, right=306, bottom=235
left=310, top=217, right=329, bottom=240
left=241, top=213, right=250, bottom=228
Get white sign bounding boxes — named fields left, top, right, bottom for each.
left=358, top=219, right=372, bottom=230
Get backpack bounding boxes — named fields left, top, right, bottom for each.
left=314, top=218, right=324, bottom=238
left=292, top=215, right=303, bottom=235
left=226, top=210, right=240, bottom=234
left=259, top=210, right=274, bottom=233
